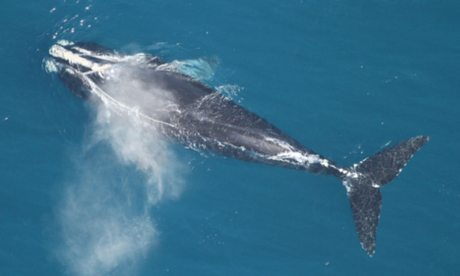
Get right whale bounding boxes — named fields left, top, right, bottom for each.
left=46, top=41, right=430, bottom=256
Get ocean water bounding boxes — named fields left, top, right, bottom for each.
left=1, top=0, right=459, bottom=275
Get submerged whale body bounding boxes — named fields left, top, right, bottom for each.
left=46, top=41, right=429, bottom=256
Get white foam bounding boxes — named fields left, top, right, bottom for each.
left=51, top=43, right=188, bottom=276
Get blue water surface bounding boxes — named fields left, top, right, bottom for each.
left=1, top=0, right=459, bottom=275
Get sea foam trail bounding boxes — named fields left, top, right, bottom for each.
left=57, top=100, right=185, bottom=276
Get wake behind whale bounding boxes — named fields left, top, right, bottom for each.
left=45, top=41, right=429, bottom=256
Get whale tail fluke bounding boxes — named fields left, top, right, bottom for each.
left=342, top=135, right=429, bottom=256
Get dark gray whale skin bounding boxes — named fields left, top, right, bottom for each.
left=47, top=41, right=429, bottom=256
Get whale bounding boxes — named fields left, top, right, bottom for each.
left=45, top=41, right=429, bottom=256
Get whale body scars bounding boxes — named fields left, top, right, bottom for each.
left=46, top=41, right=429, bottom=256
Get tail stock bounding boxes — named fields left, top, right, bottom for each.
left=342, top=135, right=429, bottom=256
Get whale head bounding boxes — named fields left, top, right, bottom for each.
left=45, top=41, right=119, bottom=100
left=45, top=41, right=167, bottom=101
